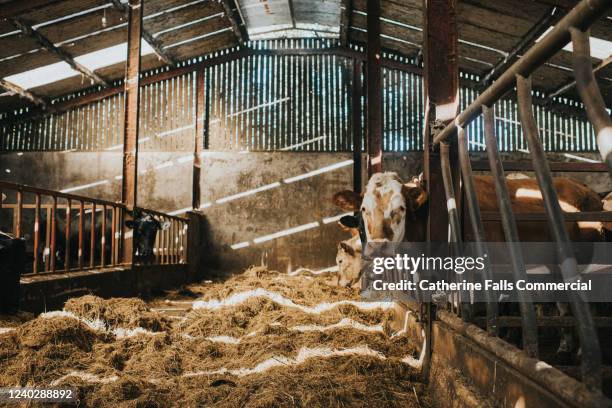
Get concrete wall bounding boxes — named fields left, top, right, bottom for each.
left=2, top=150, right=609, bottom=276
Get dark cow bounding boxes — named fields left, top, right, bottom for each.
left=0, top=231, right=25, bottom=313
left=125, top=209, right=170, bottom=264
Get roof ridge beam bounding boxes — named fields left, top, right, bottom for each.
left=0, top=78, right=47, bottom=108
left=108, top=0, right=177, bottom=66
left=9, top=17, right=110, bottom=87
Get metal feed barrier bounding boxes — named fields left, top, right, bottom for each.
left=0, top=181, right=187, bottom=275
left=430, top=0, right=612, bottom=392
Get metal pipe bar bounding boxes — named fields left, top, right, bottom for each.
left=79, top=201, right=84, bottom=270
left=64, top=199, right=71, bottom=271
left=33, top=194, right=40, bottom=273
left=481, top=211, right=612, bottom=222
left=101, top=205, right=107, bottom=268
left=50, top=196, right=57, bottom=273
left=480, top=6, right=562, bottom=87
left=90, top=203, right=96, bottom=269
left=517, top=75, right=601, bottom=390
left=570, top=28, right=612, bottom=178
left=433, top=0, right=610, bottom=145
left=483, top=106, right=539, bottom=358
left=440, top=142, right=471, bottom=320
left=14, top=190, right=22, bottom=238
left=457, top=126, right=498, bottom=335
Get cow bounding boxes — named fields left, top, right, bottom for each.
left=0, top=231, right=24, bottom=313
left=125, top=209, right=170, bottom=264
left=333, top=171, right=609, bottom=360
left=336, top=235, right=362, bottom=288
left=333, top=172, right=606, bottom=243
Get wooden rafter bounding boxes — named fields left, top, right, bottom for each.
left=220, top=0, right=248, bottom=45
left=340, top=0, right=353, bottom=47
left=108, top=0, right=177, bottom=66
left=0, top=0, right=64, bottom=19
left=0, top=78, right=46, bottom=108
left=9, top=17, right=109, bottom=87
left=548, top=55, right=612, bottom=100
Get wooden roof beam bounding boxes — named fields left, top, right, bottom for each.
left=0, top=0, right=64, bottom=19
left=548, top=55, right=612, bottom=100
left=9, top=17, right=110, bottom=88
left=220, top=0, right=248, bottom=45
left=0, top=78, right=47, bottom=108
left=108, top=0, right=177, bottom=66
left=340, top=0, right=353, bottom=47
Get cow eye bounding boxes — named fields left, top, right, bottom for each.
left=399, top=206, right=405, bottom=212
left=360, top=207, right=365, bottom=212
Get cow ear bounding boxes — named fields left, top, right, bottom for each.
left=125, top=220, right=135, bottom=229
left=160, top=220, right=171, bottom=230
left=339, top=215, right=359, bottom=229
left=339, top=242, right=356, bottom=257
left=332, top=190, right=362, bottom=211
left=402, top=182, right=428, bottom=212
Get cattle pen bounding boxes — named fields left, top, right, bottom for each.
left=0, top=0, right=612, bottom=406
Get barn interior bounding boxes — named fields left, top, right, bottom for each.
left=0, top=0, right=611, bottom=406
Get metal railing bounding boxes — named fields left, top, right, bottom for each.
left=431, top=0, right=611, bottom=392
left=0, top=181, right=187, bottom=275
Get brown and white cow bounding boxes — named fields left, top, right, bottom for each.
left=333, top=172, right=607, bottom=243
left=336, top=235, right=362, bottom=288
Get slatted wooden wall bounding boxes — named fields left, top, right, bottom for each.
left=0, top=40, right=598, bottom=153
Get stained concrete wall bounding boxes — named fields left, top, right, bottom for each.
left=1, top=150, right=609, bottom=276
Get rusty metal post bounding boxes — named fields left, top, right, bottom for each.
left=570, top=28, right=612, bottom=178
left=50, top=196, right=57, bottom=273
left=64, top=199, right=71, bottom=271
left=517, top=75, right=601, bottom=390
left=366, top=0, right=382, bottom=176
left=101, top=205, right=107, bottom=267
left=457, top=126, right=498, bottom=335
left=14, top=190, right=22, bottom=238
left=33, top=193, right=40, bottom=273
left=121, top=0, right=144, bottom=263
left=193, top=70, right=205, bottom=210
left=483, top=105, right=538, bottom=357
left=78, top=200, right=84, bottom=269
left=90, top=203, right=96, bottom=268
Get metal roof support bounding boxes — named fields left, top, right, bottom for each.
left=0, top=78, right=47, bottom=108
left=220, top=0, right=248, bottom=45
left=9, top=17, right=109, bottom=87
left=366, top=0, right=382, bottom=176
left=480, top=6, right=563, bottom=87
left=108, top=0, right=176, bottom=65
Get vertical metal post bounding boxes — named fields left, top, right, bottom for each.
left=457, top=126, right=498, bottom=335
left=570, top=28, right=612, bottom=178
left=483, top=105, right=538, bottom=357
left=193, top=70, right=205, bottom=210
left=121, top=0, right=144, bottom=263
left=351, top=59, right=363, bottom=193
left=366, top=0, right=382, bottom=176
left=78, top=201, right=84, bottom=269
left=517, top=75, right=601, bottom=390
left=50, top=196, right=57, bottom=273
left=14, top=190, right=22, bottom=238
left=64, top=199, right=71, bottom=271
left=33, top=193, right=40, bottom=273
left=90, top=203, right=96, bottom=268
left=101, top=205, right=107, bottom=267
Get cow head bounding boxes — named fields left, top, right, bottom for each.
left=125, top=210, right=170, bottom=260
left=333, top=172, right=427, bottom=243
left=336, top=236, right=363, bottom=287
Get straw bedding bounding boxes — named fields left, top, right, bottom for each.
left=0, top=266, right=429, bottom=407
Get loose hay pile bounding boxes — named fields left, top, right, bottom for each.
left=0, top=266, right=429, bottom=407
